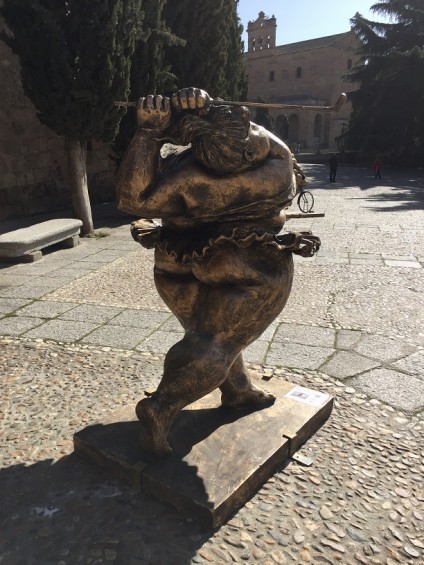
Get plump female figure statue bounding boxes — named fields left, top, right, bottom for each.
left=116, top=88, right=319, bottom=457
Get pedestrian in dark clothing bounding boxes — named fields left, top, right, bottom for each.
left=329, top=154, right=338, bottom=182
left=373, top=158, right=381, bottom=179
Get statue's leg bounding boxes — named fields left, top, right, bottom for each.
left=136, top=332, right=236, bottom=457
left=215, top=247, right=294, bottom=408
left=136, top=243, right=294, bottom=457
left=136, top=250, right=231, bottom=457
left=220, top=353, right=275, bottom=408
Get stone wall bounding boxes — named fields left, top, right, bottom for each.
left=0, top=13, right=115, bottom=222
left=244, top=14, right=359, bottom=152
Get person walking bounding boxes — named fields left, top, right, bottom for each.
left=373, top=158, right=382, bottom=179
left=329, top=153, right=338, bottom=182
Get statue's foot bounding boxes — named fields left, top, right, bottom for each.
left=135, top=397, right=172, bottom=458
left=221, top=385, right=276, bottom=409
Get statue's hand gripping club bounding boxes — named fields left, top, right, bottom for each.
left=171, top=87, right=211, bottom=116
left=136, top=95, right=172, bottom=132
left=136, top=88, right=211, bottom=133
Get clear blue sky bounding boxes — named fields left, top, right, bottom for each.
left=237, top=0, right=385, bottom=48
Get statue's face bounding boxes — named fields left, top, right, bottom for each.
left=243, top=123, right=271, bottom=167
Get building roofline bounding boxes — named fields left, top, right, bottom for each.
left=275, top=31, right=355, bottom=54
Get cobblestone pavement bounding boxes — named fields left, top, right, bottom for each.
left=0, top=164, right=423, bottom=564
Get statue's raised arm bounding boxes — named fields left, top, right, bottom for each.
left=116, top=88, right=298, bottom=226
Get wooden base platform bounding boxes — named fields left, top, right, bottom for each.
left=74, top=378, right=333, bottom=528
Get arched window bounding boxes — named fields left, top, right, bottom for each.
left=314, top=114, right=322, bottom=140
left=275, top=114, right=289, bottom=140
left=288, top=114, right=299, bottom=142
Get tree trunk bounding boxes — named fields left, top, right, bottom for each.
left=65, top=137, right=94, bottom=237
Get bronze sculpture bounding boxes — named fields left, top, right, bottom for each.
left=116, top=88, right=320, bottom=458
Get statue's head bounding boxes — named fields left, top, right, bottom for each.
left=169, top=104, right=270, bottom=174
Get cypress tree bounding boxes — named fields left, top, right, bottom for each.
left=114, top=0, right=184, bottom=160
left=221, top=0, right=248, bottom=101
left=163, top=0, right=246, bottom=99
left=0, top=0, right=143, bottom=235
left=346, top=0, right=424, bottom=165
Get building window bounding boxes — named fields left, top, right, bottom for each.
left=347, top=59, right=353, bottom=69
left=269, top=71, right=275, bottom=81
left=296, top=67, right=302, bottom=78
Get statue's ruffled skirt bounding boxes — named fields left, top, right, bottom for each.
left=131, top=219, right=320, bottom=263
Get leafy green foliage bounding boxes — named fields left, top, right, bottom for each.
left=346, top=0, right=424, bottom=165
left=0, top=0, right=143, bottom=142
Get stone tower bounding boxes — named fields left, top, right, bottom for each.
left=247, top=11, right=277, bottom=53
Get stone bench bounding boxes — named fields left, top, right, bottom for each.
left=0, top=218, right=83, bottom=263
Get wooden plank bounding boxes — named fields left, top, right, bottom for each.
left=74, top=378, right=333, bottom=528
left=286, top=212, right=325, bottom=219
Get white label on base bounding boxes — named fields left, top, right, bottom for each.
left=285, top=386, right=329, bottom=407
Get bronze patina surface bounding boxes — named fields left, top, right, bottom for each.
left=116, top=87, right=320, bottom=458
left=74, top=377, right=333, bottom=528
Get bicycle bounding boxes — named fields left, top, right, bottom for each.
left=296, top=186, right=314, bottom=213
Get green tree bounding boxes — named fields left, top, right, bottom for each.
left=163, top=0, right=247, bottom=100
left=114, top=0, right=184, bottom=160
left=0, top=0, right=142, bottom=235
left=346, top=0, right=424, bottom=165
left=130, top=0, right=183, bottom=98
left=221, top=0, right=248, bottom=101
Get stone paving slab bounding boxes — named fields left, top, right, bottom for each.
left=384, top=260, right=422, bottom=268
left=353, top=334, right=417, bottom=363
left=78, top=249, right=129, bottom=263
left=48, top=265, right=98, bottom=279
left=243, top=339, right=269, bottom=364
left=349, top=367, right=424, bottom=413
left=320, top=350, right=381, bottom=380
left=80, top=325, right=152, bottom=350
left=335, top=329, right=363, bottom=349
left=14, top=301, right=77, bottom=319
left=266, top=342, right=334, bottom=370
left=136, top=329, right=184, bottom=355
left=110, top=309, right=171, bottom=329
left=391, top=350, right=424, bottom=381
left=1, top=281, right=66, bottom=299
left=273, top=323, right=336, bottom=348
left=58, top=303, right=124, bottom=324
left=23, top=319, right=100, bottom=342
left=0, top=297, right=32, bottom=314
left=0, top=316, right=44, bottom=336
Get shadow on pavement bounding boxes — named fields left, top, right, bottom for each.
left=0, top=454, right=210, bottom=564
left=0, top=201, right=136, bottom=235
left=354, top=186, right=424, bottom=212
left=92, top=202, right=137, bottom=230
left=301, top=164, right=424, bottom=211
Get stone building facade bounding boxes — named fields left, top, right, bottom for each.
left=0, top=10, right=115, bottom=222
left=244, top=12, right=359, bottom=152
